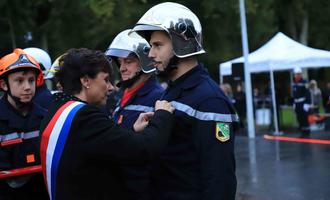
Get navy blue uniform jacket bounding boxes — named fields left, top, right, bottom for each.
left=113, top=77, right=163, bottom=200
left=292, top=78, right=311, bottom=131
left=34, top=83, right=53, bottom=110
left=0, top=97, right=48, bottom=199
left=113, top=77, right=163, bottom=128
left=151, top=64, right=238, bottom=200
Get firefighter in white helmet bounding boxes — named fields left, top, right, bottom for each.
left=292, top=67, right=311, bottom=137
left=44, top=54, right=66, bottom=92
left=105, top=30, right=164, bottom=200
left=23, top=47, right=53, bottom=109
left=131, top=2, right=238, bottom=199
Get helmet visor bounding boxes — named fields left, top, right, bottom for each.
left=105, top=48, right=131, bottom=58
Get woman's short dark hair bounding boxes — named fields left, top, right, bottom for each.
left=55, top=48, right=112, bottom=95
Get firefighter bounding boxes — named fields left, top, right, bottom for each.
left=0, top=48, right=48, bottom=199
left=131, top=2, right=238, bottom=199
left=105, top=29, right=164, bottom=200
left=23, top=47, right=53, bottom=110
left=292, top=67, right=311, bottom=137
left=44, top=54, right=66, bottom=92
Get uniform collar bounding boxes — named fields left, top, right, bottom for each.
left=168, top=63, right=206, bottom=90
left=119, top=76, right=158, bottom=107
left=0, top=97, right=47, bottom=129
left=36, top=83, right=48, bottom=91
left=135, top=76, right=158, bottom=97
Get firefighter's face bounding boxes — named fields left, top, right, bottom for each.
left=148, top=31, right=174, bottom=73
left=3, top=70, right=37, bottom=103
left=294, top=73, right=302, bottom=82
left=117, top=56, right=140, bottom=81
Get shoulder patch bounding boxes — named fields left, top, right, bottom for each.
left=216, top=122, right=230, bottom=142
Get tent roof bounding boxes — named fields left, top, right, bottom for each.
left=219, top=32, right=330, bottom=76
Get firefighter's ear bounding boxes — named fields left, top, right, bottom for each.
left=0, top=79, right=8, bottom=92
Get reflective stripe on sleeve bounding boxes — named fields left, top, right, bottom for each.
left=113, top=106, right=120, bottom=113
left=171, top=101, right=239, bottom=122
left=123, top=105, right=154, bottom=112
left=0, top=131, right=40, bottom=142
left=293, top=83, right=306, bottom=87
left=24, top=131, right=39, bottom=139
left=294, top=97, right=306, bottom=103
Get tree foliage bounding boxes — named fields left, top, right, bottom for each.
left=0, top=0, right=330, bottom=81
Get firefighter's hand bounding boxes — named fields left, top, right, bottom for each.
left=303, top=104, right=311, bottom=112
left=133, top=112, right=154, bottom=132
left=154, top=100, right=175, bottom=113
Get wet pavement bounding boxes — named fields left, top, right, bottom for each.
left=235, top=133, right=330, bottom=200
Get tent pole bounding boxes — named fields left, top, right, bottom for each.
left=240, top=0, right=255, bottom=138
left=270, top=69, right=280, bottom=135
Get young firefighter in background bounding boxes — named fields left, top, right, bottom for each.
left=0, top=49, right=48, bottom=199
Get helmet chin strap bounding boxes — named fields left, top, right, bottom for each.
left=118, top=70, right=144, bottom=89
left=155, top=55, right=178, bottom=79
left=5, top=80, right=32, bottom=110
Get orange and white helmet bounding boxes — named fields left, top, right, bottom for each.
left=0, top=48, right=44, bottom=87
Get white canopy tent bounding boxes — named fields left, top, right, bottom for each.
left=219, top=32, right=330, bottom=136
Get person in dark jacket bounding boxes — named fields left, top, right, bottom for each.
left=0, top=48, right=48, bottom=199
left=131, top=2, right=238, bottom=200
left=105, top=29, right=164, bottom=200
left=34, top=83, right=53, bottom=109
left=292, top=67, right=311, bottom=137
left=39, top=48, right=175, bottom=200
left=23, top=47, right=53, bottom=110
left=233, top=84, right=246, bottom=129
left=322, top=82, right=330, bottom=130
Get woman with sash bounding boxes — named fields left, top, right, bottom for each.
left=40, top=48, right=174, bottom=200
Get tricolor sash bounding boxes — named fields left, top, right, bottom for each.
left=40, top=101, right=85, bottom=200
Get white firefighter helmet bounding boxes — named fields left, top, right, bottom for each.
left=105, top=29, right=155, bottom=73
left=23, top=47, right=52, bottom=76
left=131, top=2, right=205, bottom=58
left=44, top=54, right=65, bottom=79
left=293, top=67, right=302, bottom=74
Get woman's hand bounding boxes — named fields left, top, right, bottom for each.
left=154, top=100, right=175, bottom=113
left=133, top=112, right=154, bottom=132
left=133, top=101, right=174, bottom=132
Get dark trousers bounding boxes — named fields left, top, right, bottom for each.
left=294, top=103, right=310, bottom=135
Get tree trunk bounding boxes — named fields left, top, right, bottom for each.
left=6, top=9, right=16, bottom=49
left=300, top=13, right=309, bottom=45
left=41, top=33, right=49, bottom=52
